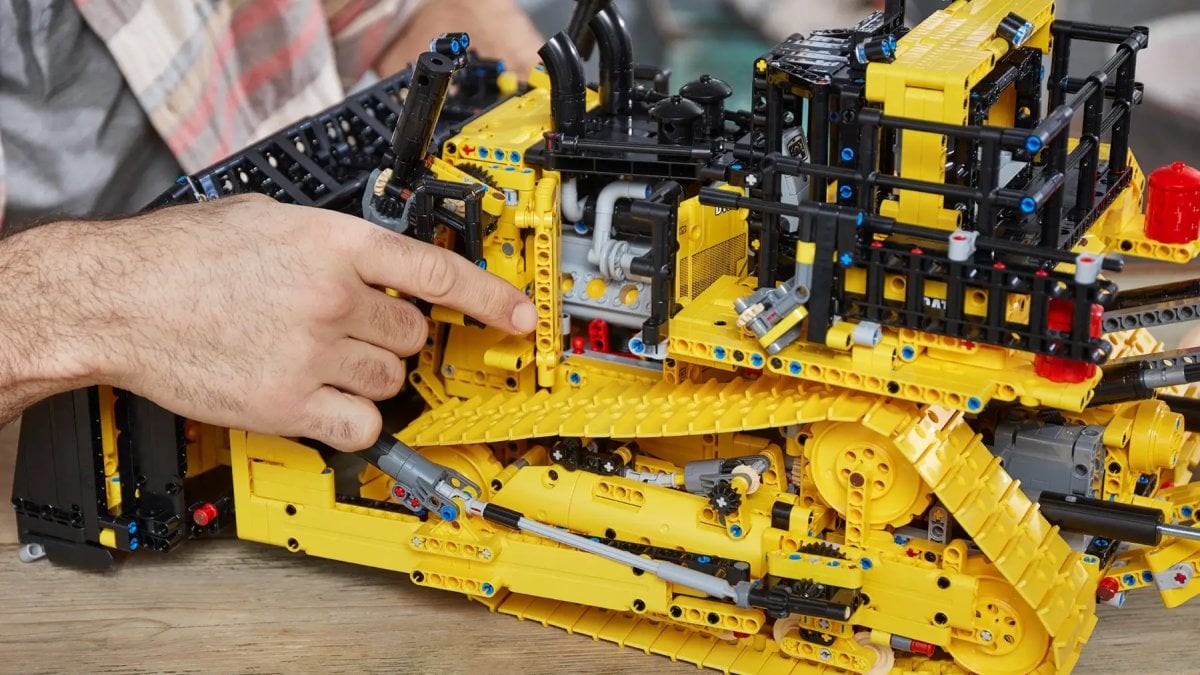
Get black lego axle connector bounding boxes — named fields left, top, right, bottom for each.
left=389, top=51, right=457, bottom=185
left=997, top=12, right=1035, bottom=47
left=429, top=32, right=470, bottom=59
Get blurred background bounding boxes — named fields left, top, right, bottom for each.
left=515, top=0, right=1200, bottom=171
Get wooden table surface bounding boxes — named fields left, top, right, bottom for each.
left=2, top=421, right=1198, bottom=674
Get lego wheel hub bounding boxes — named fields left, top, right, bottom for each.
left=804, top=421, right=932, bottom=528
left=948, top=570, right=1050, bottom=675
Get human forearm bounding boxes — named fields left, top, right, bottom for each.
left=0, top=197, right=535, bottom=450
left=0, top=221, right=103, bottom=424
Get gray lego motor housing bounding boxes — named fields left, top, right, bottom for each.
left=989, top=421, right=1106, bottom=502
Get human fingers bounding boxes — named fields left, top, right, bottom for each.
left=350, top=228, right=537, bottom=335
left=346, top=288, right=430, bottom=356
left=323, top=339, right=408, bottom=401
left=298, top=385, right=383, bottom=451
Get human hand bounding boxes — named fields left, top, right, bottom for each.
left=6, top=195, right=535, bottom=451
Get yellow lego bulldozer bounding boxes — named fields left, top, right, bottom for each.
left=13, top=1, right=1200, bottom=672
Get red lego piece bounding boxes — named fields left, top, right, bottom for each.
left=1033, top=298, right=1103, bottom=383
left=192, top=502, right=219, bottom=527
left=1096, top=577, right=1120, bottom=602
left=588, top=319, right=610, bottom=353
left=1145, top=162, right=1200, bottom=244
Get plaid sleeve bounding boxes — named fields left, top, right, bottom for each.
left=76, top=1, right=346, bottom=174
left=324, top=0, right=429, bottom=87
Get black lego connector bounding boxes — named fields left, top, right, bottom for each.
left=589, top=5, right=634, bottom=119
left=429, top=32, right=470, bottom=61
left=389, top=51, right=457, bottom=185
left=997, top=12, right=1035, bottom=47
left=634, top=64, right=671, bottom=96
left=480, top=503, right=524, bottom=530
left=538, top=32, right=587, bottom=136
left=854, top=35, right=897, bottom=65
left=409, top=178, right=489, bottom=263
left=628, top=181, right=683, bottom=345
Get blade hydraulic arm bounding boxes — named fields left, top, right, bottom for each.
left=358, top=437, right=856, bottom=621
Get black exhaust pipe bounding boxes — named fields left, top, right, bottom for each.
left=538, top=32, right=587, bottom=136
left=566, top=0, right=611, bottom=59
left=589, top=5, right=634, bottom=118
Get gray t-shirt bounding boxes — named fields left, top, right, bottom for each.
left=0, top=0, right=181, bottom=229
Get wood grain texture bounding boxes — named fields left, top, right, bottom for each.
left=1, top=421, right=15, bottom=545
left=3, top=420, right=1199, bottom=673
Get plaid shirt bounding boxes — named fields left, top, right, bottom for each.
left=0, top=0, right=425, bottom=229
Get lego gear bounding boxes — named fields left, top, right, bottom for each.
left=795, top=541, right=848, bottom=560
left=706, top=480, right=742, bottom=516
left=455, top=162, right=501, bottom=190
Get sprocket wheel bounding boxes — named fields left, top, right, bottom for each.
left=795, top=541, right=848, bottom=560
left=948, top=560, right=1050, bottom=675
left=803, top=421, right=931, bottom=529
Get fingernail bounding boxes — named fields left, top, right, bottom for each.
left=511, top=302, right=538, bottom=333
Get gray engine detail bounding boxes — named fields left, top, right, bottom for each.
left=560, top=229, right=653, bottom=329
left=990, top=422, right=1106, bottom=501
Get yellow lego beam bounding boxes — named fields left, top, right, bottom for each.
left=668, top=275, right=1099, bottom=414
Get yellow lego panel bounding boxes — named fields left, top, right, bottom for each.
left=866, top=0, right=1055, bottom=229
left=676, top=188, right=750, bottom=306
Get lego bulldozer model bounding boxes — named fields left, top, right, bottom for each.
left=12, top=1, right=1200, bottom=672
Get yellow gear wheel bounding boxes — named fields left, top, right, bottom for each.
left=803, top=421, right=931, bottom=528
left=948, top=560, right=1050, bottom=675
